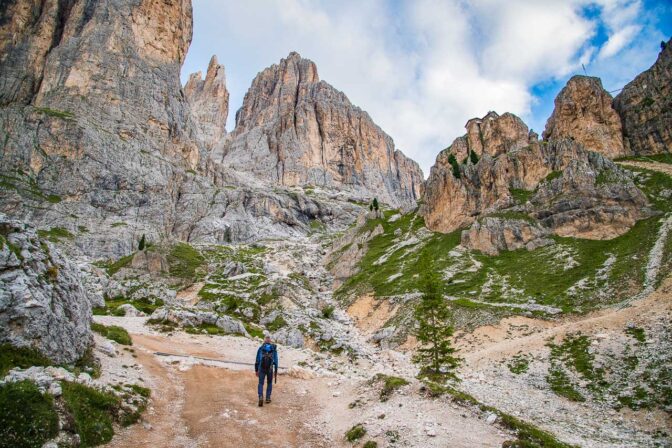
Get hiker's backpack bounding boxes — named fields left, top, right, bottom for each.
left=260, top=343, right=276, bottom=374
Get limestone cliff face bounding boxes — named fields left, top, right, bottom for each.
left=0, top=1, right=356, bottom=258
left=0, top=0, right=205, bottom=258
left=184, top=55, right=229, bottom=151
left=220, top=52, right=423, bottom=207
left=543, top=76, right=626, bottom=159
left=420, top=112, right=651, bottom=240
left=614, top=38, right=672, bottom=155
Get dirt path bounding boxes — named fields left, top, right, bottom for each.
left=105, top=334, right=332, bottom=448
left=95, top=323, right=510, bottom=448
left=618, top=159, right=672, bottom=176
left=106, top=341, right=195, bottom=448
left=459, top=274, right=672, bottom=366
left=182, top=366, right=328, bottom=448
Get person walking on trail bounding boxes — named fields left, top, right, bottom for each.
left=255, top=335, right=278, bottom=407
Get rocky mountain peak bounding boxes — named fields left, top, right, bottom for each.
left=543, top=75, right=626, bottom=158
left=438, top=111, right=531, bottom=165
left=234, top=51, right=319, bottom=133
left=219, top=52, right=423, bottom=207
left=185, top=55, right=229, bottom=150
left=420, top=111, right=650, bottom=238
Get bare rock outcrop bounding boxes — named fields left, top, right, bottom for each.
left=420, top=112, right=651, bottom=240
left=0, top=214, right=92, bottom=363
left=184, top=55, right=229, bottom=151
left=614, top=38, right=672, bottom=155
left=461, top=217, right=552, bottom=256
left=543, top=76, right=626, bottom=158
left=220, top=52, right=423, bottom=207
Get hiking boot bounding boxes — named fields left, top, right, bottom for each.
left=265, top=398, right=271, bottom=404
left=258, top=397, right=263, bottom=407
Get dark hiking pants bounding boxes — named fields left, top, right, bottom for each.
left=258, top=369, right=273, bottom=398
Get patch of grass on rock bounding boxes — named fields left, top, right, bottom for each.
left=507, top=354, right=530, bottom=374
left=345, top=424, right=366, bottom=442
left=37, top=226, right=73, bottom=243
left=61, top=381, right=120, bottom=447
left=625, top=326, right=646, bottom=343
left=91, top=323, right=132, bottom=346
left=0, top=380, right=59, bottom=448
left=372, top=373, right=409, bottom=401
left=168, top=242, right=205, bottom=280
left=0, top=344, right=52, bottom=377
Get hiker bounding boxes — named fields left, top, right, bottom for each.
left=255, top=335, right=278, bottom=407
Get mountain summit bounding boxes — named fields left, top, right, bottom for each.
left=209, top=52, right=423, bottom=207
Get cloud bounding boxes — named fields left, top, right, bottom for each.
left=598, top=24, right=642, bottom=59
left=182, top=0, right=664, bottom=175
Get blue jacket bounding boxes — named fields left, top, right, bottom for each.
left=255, top=343, right=278, bottom=373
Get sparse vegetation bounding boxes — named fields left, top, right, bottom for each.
left=0, top=380, right=59, bottom=448
left=507, top=354, right=531, bottom=374
left=439, top=386, right=577, bottom=447
left=345, top=424, right=366, bottom=442
left=61, top=381, right=120, bottom=447
left=266, top=315, right=287, bottom=332
left=595, top=169, right=622, bottom=186
left=35, top=107, right=75, bottom=120
left=168, top=242, right=205, bottom=280
left=0, top=344, right=52, bottom=377
left=321, top=305, right=335, bottom=319
left=448, top=154, right=461, bottom=178
left=372, top=374, right=409, bottom=401
left=510, top=188, right=534, bottom=204
left=93, top=296, right=164, bottom=316
left=37, top=227, right=74, bottom=243
left=640, top=96, right=654, bottom=107
left=0, top=170, right=62, bottom=204
left=185, top=323, right=227, bottom=336
left=546, top=367, right=585, bottom=402
left=95, top=253, right=134, bottom=276
left=625, top=326, right=646, bottom=343
left=617, top=153, right=672, bottom=165
left=91, top=323, right=132, bottom=346
left=543, top=170, right=562, bottom=183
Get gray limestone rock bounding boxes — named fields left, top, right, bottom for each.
left=0, top=214, right=92, bottom=364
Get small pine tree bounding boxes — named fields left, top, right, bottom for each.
left=447, top=154, right=461, bottom=179
left=369, top=204, right=373, bottom=212
left=662, top=41, right=667, bottom=51
left=372, top=198, right=379, bottom=212
left=469, top=150, right=479, bottom=165
left=138, top=234, right=146, bottom=251
left=412, top=267, right=460, bottom=381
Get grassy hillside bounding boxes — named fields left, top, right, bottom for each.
left=335, top=165, right=672, bottom=324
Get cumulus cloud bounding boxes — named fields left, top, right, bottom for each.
left=182, top=0, right=663, bottom=175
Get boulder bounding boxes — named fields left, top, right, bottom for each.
left=461, top=217, right=553, bottom=256
left=0, top=214, right=92, bottom=363
left=272, top=327, right=305, bottom=348
left=117, top=303, right=146, bottom=317
left=131, top=250, right=169, bottom=275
